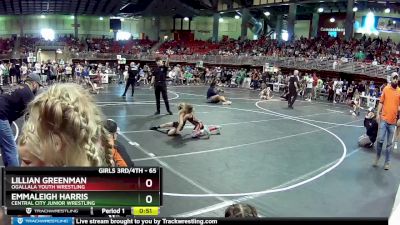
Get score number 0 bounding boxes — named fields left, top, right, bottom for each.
left=145, top=179, right=152, bottom=203
left=145, top=168, right=157, bottom=204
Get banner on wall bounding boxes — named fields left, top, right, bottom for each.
left=118, top=58, right=126, bottom=64
left=27, top=57, right=36, bottom=63
left=376, top=17, right=400, bottom=33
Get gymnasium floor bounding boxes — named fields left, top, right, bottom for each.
left=96, top=84, right=400, bottom=218
left=3, top=84, right=400, bottom=218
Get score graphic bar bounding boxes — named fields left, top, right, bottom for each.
left=5, top=207, right=160, bottom=216
left=2, top=167, right=163, bottom=216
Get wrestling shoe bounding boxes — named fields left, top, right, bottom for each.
left=215, top=126, right=221, bottom=134
left=150, top=126, right=158, bottom=130
left=204, top=129, right=211, bottom=138
left=207, top=125, right=221, bottom=135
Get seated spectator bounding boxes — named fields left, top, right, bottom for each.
left=225, top=204, right=258, bottom=218
left=103, top=119, right=133, bottom=167
left=358, top=108, right=378, bottom=148
left=18, top=83, right=112, bottom=167
left=206, top=80, right=231, bottom=105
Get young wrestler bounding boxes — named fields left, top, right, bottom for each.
left=18, top=83, right=112, bottom=167
left=150, top=103, right=220, bottom=138
left=259, top=86, right=273, bottom=100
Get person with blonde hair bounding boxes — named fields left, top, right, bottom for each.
left=19, top=83, right=113, bottom=167
left=349, top=89, right=361, bottom=116
left=259, top=84, right=273, bottom=100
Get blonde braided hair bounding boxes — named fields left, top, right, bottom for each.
left=20, top=83, right=111, bottom=166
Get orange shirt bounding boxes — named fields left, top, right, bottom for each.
left=380, top=85, right=400, bottom=124
left=112, top=148, right=128, bottom=167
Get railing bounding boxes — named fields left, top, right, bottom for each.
left=0, top=53, right=12, bottom=60
left=69, top=52, right=399, bottom=80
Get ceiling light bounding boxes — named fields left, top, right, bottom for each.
left=120, top=18, right=124, bottom=22
left=330, top=17, right=335, bottom=23
left=219, top=18, right=224, bottom=23
left=70, top=15, right=75, bottom=19
left=264, top=12, right=270, bottom=16
left=234, top=15, right=240, bottom=19
left=40, top=15, right=46, bottom=18
left=385, top=8, right=390, bottom=13
left=353, top=7, right=358, bottom=12
left=184, top=17, right=189, bottom=21
left=318, top=8, right=324, bottom=13
left=99, top=17, right=104, bottom=20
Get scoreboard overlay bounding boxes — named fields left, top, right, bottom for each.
left=1, top=167, right=162, bottom=216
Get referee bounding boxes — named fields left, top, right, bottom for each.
left=122, top=62, right=138, bottom=98
left=151, top=56, right=173, bottom=115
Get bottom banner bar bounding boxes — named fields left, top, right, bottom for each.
left=9, top=217, right=388, bottom=225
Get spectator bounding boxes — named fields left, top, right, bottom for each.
left=374, top=72, right=400, bottom=170
left=103, top=119, right=132, bottom=167
left=225, top=204, right=258, bottom=218
left=0, top=73, right=42, bottom=166
left=359, top=107, right=378, bottom=148
left=305, top=74, right=313, bottom=102
left=312, top=73, right=318, bottom=100
left=207, top=80, right=231, bottom=105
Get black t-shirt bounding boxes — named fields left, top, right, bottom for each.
left=207, top=87, right=218, bottom=99
left=364, top=117, right=378, bottom=143
left=358, top=84, right=365, bottom=93
left=9, top=67, right=17, bottom=76
left=153, top=65, right=168, bottom=86
left=128, top=69, right=138, bottom=81
left=0, top=84, right=34, bottom=122
left=288, top=75, right=298, bottom=92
